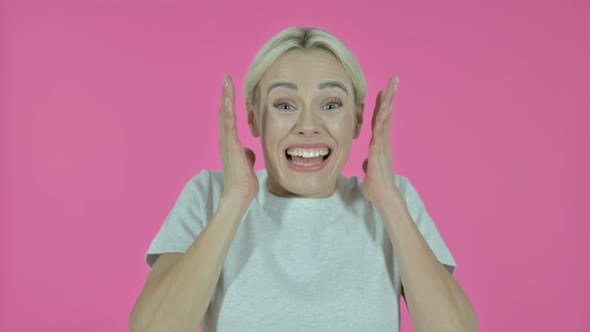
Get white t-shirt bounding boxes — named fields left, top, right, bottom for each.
left=146, top=169, right=456, bottom=332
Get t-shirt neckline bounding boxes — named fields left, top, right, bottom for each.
left=255, top=169, right=348, bottom=215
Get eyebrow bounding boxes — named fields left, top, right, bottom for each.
left=267, top=81, right=348, bottom=95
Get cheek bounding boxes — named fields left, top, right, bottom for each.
left=261, top=112, right=296, bottom=136
left=325, top=114, right=356, bottom=141
left=260, top=111, right=295, bottom=143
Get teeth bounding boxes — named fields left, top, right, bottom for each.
left=290, top=160, right=323, bottom=167
left=286, top=147, right=330, bottom=158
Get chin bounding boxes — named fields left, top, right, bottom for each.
left=277, top=161, right=342, bottom=198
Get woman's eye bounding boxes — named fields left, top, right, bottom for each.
left=322, top=99, right=343, bottom=111
left=273, top=102, right=296, bottom=111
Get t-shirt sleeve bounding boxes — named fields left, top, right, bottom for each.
left=144, top=170, right=210, bottom=268
left=398, top=175, right=457, bottom=275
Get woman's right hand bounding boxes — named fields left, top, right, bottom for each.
left=219, top=75, right=259, bottom=206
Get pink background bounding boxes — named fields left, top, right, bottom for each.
left=1, top=0, right=588, bottom=331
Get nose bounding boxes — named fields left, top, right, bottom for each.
left=296, top=108, right=321, bottom=136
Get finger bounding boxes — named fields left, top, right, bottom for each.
left=371, top=90, right=383, bottom=130
left=369, top=89, right=385, bottom=148
left=378, top=76, right=398, bottom=123
left=219, top=75, right=229, bottom=138
left=370, top=76, right=399, bottom=151
left=244, top=147, right=256, bottom=169
left=224, top=75, right=238, bottom=140
left=362, top=158, right=368, bottom=174
left=376, top=76, right=399, bottom=134
left=219, top=75, right=229, bottom=149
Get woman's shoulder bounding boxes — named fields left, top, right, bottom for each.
left=177, top=170, right=225, bottom=218
left=180, top=170, right=223, bottom=200
left=348, top=173, right=411, bottom=192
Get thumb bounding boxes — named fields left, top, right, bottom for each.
left=244, top=147, right=256, bottom=169
left=362, top=158, right=368, bottom=174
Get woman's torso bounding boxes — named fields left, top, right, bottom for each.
left=200, top=170, right=402, bottom=332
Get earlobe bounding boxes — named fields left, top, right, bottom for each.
left=247, top=103, right=260, bottom=137
left=353, top=104, right=364, bottom=139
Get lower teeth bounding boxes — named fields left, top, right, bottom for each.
left=290, top=160, right=323, bottom=167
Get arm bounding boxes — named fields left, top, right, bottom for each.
left=361, top=76, right=477, bottom=331
left=377, top=192, right=478, bottom=332
left=130, top=75, right=258, bottom=332
left=129, top=194, right=249, bottom=332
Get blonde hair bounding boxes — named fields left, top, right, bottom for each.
left=243, top=27, right=367, bottom=110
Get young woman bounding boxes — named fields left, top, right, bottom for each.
left=130, top=26, right=477, bottom=332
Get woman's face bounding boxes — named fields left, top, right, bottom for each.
left=248, top=49, right=363, bottom=198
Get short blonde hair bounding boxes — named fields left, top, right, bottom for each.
left=243, top=27, right=367, bottom=110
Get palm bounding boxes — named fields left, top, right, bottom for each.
left=362, top=76, right=399, bottom=206
left=219, top=75, right=259, bottom=202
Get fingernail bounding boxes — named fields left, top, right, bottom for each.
left=393, top=76, right=399, bottom=92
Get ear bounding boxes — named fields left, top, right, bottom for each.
left=246, top=103, right=260, bottom=137
left=353, top=103, right=364, bottom=139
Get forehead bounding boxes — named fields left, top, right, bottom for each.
left=259, top=49, right=351, bottom=92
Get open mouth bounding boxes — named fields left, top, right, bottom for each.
left=285, top=147, right=332, bottom=168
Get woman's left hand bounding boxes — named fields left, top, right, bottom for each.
left=361, top=76, right=401, bottom=208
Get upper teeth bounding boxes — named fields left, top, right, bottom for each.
left=286, top=148, right=330, bottom=158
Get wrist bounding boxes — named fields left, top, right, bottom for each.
left=220, top=190, right=254, bottom=215
left=374, top=188, right=407, bottom=215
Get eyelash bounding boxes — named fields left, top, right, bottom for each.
left=273, top=98, right=343, bottom=111
left=323, top=98, right=343, bottom=111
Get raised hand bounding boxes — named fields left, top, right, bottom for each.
left=361, top=76, right=400, bottom=207
left=219, top=75, right=259, bottom=205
